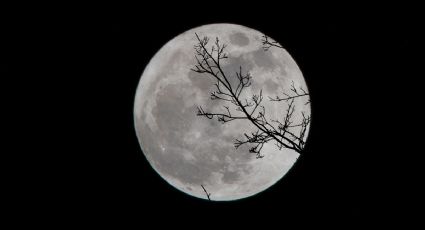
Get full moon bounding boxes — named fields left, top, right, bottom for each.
left=134, top=24, right=310, bottom=201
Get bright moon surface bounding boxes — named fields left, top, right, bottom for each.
left=134, top=24, right=310, bottom=201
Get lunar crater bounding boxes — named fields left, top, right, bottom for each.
left=229, top=32, right=250, bottom=46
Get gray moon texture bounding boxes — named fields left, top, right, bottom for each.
left=134, top=24, right=310, bottom=201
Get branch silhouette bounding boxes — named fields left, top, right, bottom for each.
left=261, top=35, right=284, bottom=51
left=191, top=33, right=310, bottom=158
left=269, top=81, right=311, bottom=105
left=201, top=184, right=211, bottom=201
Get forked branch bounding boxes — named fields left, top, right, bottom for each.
left=261, top=35, right=284, bottom=51
left=191, top=33, right=310, bottom=157
left=269, top=81, right=311, bottom=105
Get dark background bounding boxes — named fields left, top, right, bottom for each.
left=5, top=3, right=423, bottom=227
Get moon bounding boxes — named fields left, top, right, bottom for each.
left=134, top=24, right=310, bottom=201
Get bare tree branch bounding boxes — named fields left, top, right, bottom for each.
left=261, top=35, right=284, bottom=51
left=201, top=184, right=211, bottom=201
left=269, top=81, right=311, bottom=105
left=191, top=33, right=310, bottom=157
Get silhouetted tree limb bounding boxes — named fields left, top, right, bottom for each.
left=261, top=35, right=284, bottom=51
left=201, top=184, right=211, bottom=201
left=269, top=81, right=311, bottom=105
left=191, top=33, right=310, bottom=158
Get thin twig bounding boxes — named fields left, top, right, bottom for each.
left=201, top=185, right=211, bottom=201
